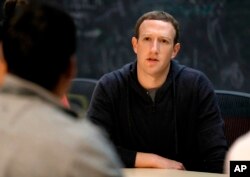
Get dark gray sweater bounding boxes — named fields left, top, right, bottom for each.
left=87, top=60, right=227, bottom=173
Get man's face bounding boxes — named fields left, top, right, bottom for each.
left=132, top=20, right=180, bottom=78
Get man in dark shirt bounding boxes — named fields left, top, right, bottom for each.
left=87, top=10, right=227, bottom=173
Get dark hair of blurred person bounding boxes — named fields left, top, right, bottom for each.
left=1, top=0, right=29, bottom=85
left=2, top=0, right=29, bottom=23
left=3, top=1, right=76, bottom=96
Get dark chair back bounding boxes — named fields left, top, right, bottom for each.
left=68, top=78, right=98, bottom=116
left=215, top=90, right=250, bottom=147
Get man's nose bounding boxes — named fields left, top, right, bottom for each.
left=150, top=40, right=159, bottom=53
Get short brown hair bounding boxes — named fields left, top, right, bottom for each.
left=3, top=0, right=29, bottom=21
left=134, top=11, right=180, bottom=44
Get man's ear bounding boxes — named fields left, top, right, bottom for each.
left=53, top=55, right=77, bottom=97
left=66, top=55, right=77, bottom=80
left=131, top=37, right=138, bottom=54
left=171, top=43, right=181, bottom=59
left=0, top=43, right=7, bottom=85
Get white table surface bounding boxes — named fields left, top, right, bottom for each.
left=123, top=168, right=228, bottom=177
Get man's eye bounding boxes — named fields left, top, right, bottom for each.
left=161, top=39, right=168, bottom=43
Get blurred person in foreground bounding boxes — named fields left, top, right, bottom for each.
left=0, top=2, right=123, bottom=177
left=87, top=10, right=227, bottom=173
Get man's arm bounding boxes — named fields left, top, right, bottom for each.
left=87, top=80, right=137, bottom=167
left=196, top=73, right=228, bottom=173
left=135, top=152, right=185, bottom=169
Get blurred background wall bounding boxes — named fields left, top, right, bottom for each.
left=1, top=0, right=249, bottom=92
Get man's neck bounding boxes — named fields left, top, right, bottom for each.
left=137, top=65, right=170, bottom=90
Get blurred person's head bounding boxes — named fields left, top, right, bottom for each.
left=0, top=0, right=29, bottom=85
left=2, top=2, right=77, bottom=97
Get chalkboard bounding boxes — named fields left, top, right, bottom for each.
left=1, top=0, right=250, bottom=92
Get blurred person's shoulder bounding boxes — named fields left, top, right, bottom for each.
left=0, top=90, right=123, bottom=177
left=224, top=131, right=250, bottom=174
left=227, top=131, right=250, bottom=160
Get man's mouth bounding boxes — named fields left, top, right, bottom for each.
left=147, top=58, right=158, bottom=61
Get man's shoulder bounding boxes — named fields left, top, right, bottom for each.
left=0, top=93, right=87, bottom=140
left=178, top=64, right=204, bottom=78
left=172, top=62, right=214, bottom=93
left=173, top=62, right=209, bottom=82
left=99, top=62, right=135, bottom=86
